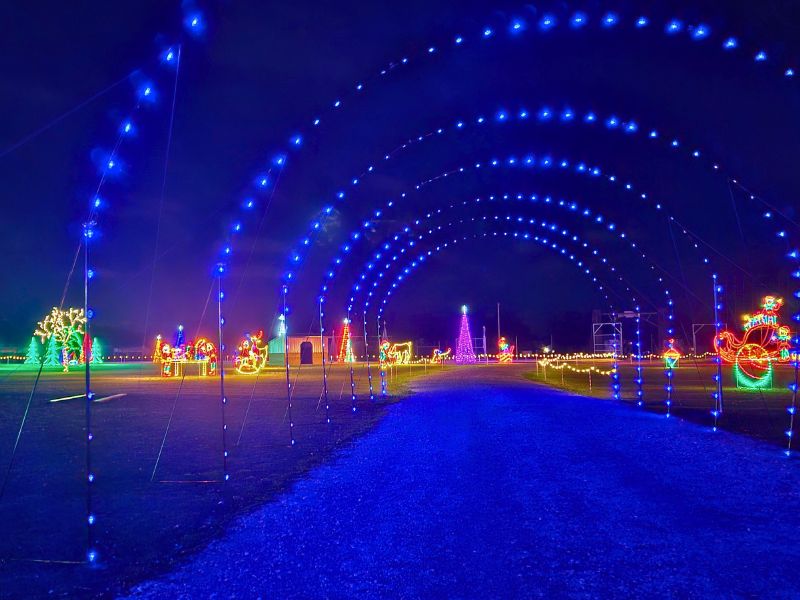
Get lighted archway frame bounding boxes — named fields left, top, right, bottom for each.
left=208, top=12, right=798, bottom=420
left=338, top=211, right=646, bottom=405
left=299, top=99, right=792, bottom=274
left=343, top=194, right=686, bottom=315
left=349, top=214, right=657, bottom=404
left=309, top=144, right=713, bottom=412
left=284, top=82, right=798, bottom=298
left=312, top=148, right=705, bottom=336
left=367, top=227, right=622, bottom=399
left=216, top=7, right=799, bottom=282
left=212, top=7, right=798, bottom=287
left=299, top=116, right=744, bottom=311
left=192, top=7, right=796, bottom=443
left=356, top=210, right=675, bottom=404
left=356, top=215, right=655, bottom=313
left=294, top=109, right=787, bottom=413
left=66, top=12, right=207, bottom=565
left=339, top=195, right=681, bottom=410
left=310, top=148, right=722, bottom=306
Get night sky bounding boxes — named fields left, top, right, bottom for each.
left=1, top=1, right=799, bottom=353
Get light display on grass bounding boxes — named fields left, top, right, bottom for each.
left=156, top=327, right=218, bottom=377
left=338, top=318, right=356, bottom=363
left=153, top=335, right=163, bottom=362
left=235, top=330, right=268, bottom=374
left=34, top=307, right=88, bottom=366
left=381, top=341, right=413, bottom=365
left=663, top=338, right=679, bottom=417
left=498, top=337, right=514, bottom=363
left=663, top=339, right=681, bottom=369
left=455, top=305, right=477, bottom=364
left=432, top=348, right=452, bottom=363
left=90, top=338, right=104, bottom=364
left=43, top=336, right=61, bottom=367
left=714, top=295, right=791, bottom=389
left=24, top=338, right=40, bottom=365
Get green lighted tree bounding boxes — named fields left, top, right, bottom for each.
left=24, top=337, right=41, bottom=365
left=43, top=335, right=61, bottom=367
left=90, top=338, right=104, bottom=364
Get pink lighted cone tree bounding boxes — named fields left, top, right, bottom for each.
left=455, top=305, right=476, bottom=364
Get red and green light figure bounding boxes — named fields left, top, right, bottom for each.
left=498, top=337, right=514, bottom=363
left=714, top=295, right=791, bottom=390
left=339, top=318, right=356, bottom=363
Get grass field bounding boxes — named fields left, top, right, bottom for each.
left=0, top=360, right=442, bottom=597
left=0, top=357, right=795, bottom=597
left=525, top=357, right=798, bottom=447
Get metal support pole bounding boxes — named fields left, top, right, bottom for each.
left=635, top=306, right=644, bottom=407
left=283, top=286, right=295, bottom=445
left=216, top=268, right=229, bottom=481
left=712, top=275, right=724, bottom=431
left=347, top=311, right=356, bottom=412
left=786, top=335, right=799, bottom=455
left=319, top=298, right=329, bottom=424
left=363, top=312, right=374, bottom=401
left=83, top=225, right=97, bottom=564
left=378, top=315, right=387, bottom=397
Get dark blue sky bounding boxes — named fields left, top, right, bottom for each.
left=1, top=1, right=798, bottom=351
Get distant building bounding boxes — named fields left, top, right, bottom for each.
left=268, top=335, right=335, bottom=366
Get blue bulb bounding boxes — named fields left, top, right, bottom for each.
left=692, top=24, right=710, bottom=39
left=539, top=15, right=556, bottom=30
left=665, top=19, right=683, bottom=34
left=571, top=12, right=587, bottom=28
left=184, top=11, right=205, bottom=35
left=602, top=13, right=618, bottom=27
left=636, top=16, right=649, bottom=28
left=455, top=35, right=463, bottom=44
left=483, top=27, right=493, bottom=38
left=755, top=50, right=768, bottom=62
left=723, top=37, right=738, bottom=49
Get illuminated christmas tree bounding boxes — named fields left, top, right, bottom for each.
left=43, top=335, right=61, bottom=367
left=153, top=335, right=163, bottom=362
left=339, top=318, right=356, bottom=363
left=455, top=305, right=476, bottom=364
left=24, top=337, right=41, bottom=365
left=91, top=338, right=104, bottom=364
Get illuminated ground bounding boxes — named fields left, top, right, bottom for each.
left=126, top=364, right=800, bottom=598
left=0, top=361, right=426, bottom=597
left=1, top=360, right=797, bottom=597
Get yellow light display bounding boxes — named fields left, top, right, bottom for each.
left=235, top=330, right=268, bottom=374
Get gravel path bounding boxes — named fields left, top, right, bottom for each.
left=126, top=366, right=800, bottom=599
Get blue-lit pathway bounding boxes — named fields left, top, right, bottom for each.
left=129, top=365, right=800, bottom=598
